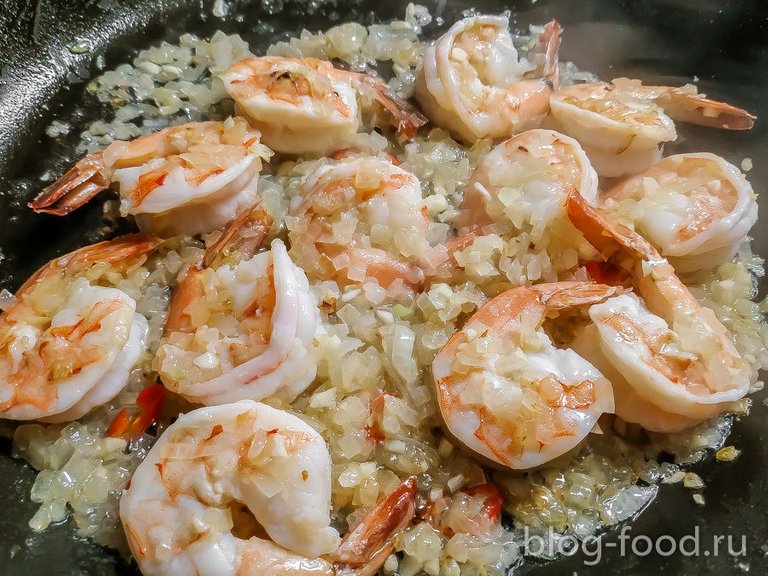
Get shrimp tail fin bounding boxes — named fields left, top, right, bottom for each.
left=537, top=281, right=627, bottom=310
left=163, top=266, right=205, bottom=335
left=610, top=79, right=756, bottom=131
left=659, top=89, right=756, bottom=130
left=335, top=476, right=417, bottom=576
left=29, top=151, right=109, bottom=215
left=202, top=198, right=274, bottom=268
left=565, top=190, right=657, bottom=262
left=64, top=233, right=163, bottom=273
left=370, top=81, right=429, bottom=139
left=18, top=233, right=162, bottom=294
left=531, top=19, right=562, bottom=88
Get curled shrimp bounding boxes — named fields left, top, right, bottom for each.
left=154, top=203, right=319, bottom=406
left=220, top=56, right=427, bottom=155
left=0, top=234, right=160, bottom=421
left=602, top=152, right=758, bottom=273
left=287, top=156, right=445, bottom=295
left=566, top=191, right=751, bottom=431
left=456, top=128, right=598, bottom=234
left=30, top=118, right=272, bottom=237
left=119, top=400, right=417, bottom=576
left=415, top=16, right=561, bottom=143
left=549, top=78, right=756, bottom=177
left=432, top=281, right=621, bottom=469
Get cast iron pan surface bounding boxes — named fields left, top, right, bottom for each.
left=0, top=0, right=767, bottom=574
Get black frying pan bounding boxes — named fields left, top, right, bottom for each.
left=0, top=1, right=767, bottom=574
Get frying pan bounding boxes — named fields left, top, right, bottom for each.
left=0, top=0, right=766, bottom=574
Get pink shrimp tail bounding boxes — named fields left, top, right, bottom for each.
left=202, top=199, right=274, bottom=268
left=335, top=476, right=417, bottom=576
left=532, top=280, right=626, bottom=310
left=16, top=233, right=162, bottom=295
left=565, top=190, right=656, bottom=262
left=537, top=19, right=562, bottom=88
left=29, top=151, right=109, bottom=215
left=510, top=19, right=562, bottom=128
left=63, top=233, right=163, bottom=273
left=663, top=90, right=756, bottom=130
left=370, top=81, right=429, bottom=139
left=610, top=78, right=756, bottom=130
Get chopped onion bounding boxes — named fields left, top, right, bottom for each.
left=0, top=289, right=17, bottom=311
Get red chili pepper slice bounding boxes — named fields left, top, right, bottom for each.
left=107, top=384, right=167, bottom=439
left=106, top=408, right=132, bottom=438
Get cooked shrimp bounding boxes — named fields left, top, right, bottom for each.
left=220, top=56, right=427, bottom=155
left=120, top=401, right=417, bottom=576
left=287, top=156, right=444, bottom=294
left=415, top=16, right=561, bottom=143
left=550, top=78, right=756, bottom=176
left=30, top=117, right=272, bottom=237
left=566, top=191, right=751, bottom=430
left=154, top=203, right=319, bottom=406
left=432, top=281, right=621, bottom=469
left=456, top=128, right=598, bottom=233
left=602, top=153, right=758, bottom=273
left=0, top=234, right=160, bottom=421
left=610, top=78, right=756, bottom=130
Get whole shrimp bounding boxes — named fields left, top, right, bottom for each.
left=456, top=128, right=598, bottom=234
left=220, top=56, right=427, bottom=155
left=287, top=156, right=445, bottom=295
left=415, top=15, right=561, bottom=143
left=602, top=153, right=758, bottom=273
left=30, top=117, right=272, bottom=237
left=550, top=78, right=756, bottom=177
left=154, top=202, right=320, bottom=406
left=432, top=281, right=621, bottom=469
left=0, top=234, right=160, bottom=421
left=566, top=191, right=751, bottom=431
left=120, top=400, right=417, bottom=576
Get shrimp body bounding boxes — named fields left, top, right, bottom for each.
left=550, top=79, right=756, bottom=177
left=120, top=401, right=417, bottom=576
left=221, top=57, right=426, bottom=155
left=0, top=235, right=158, bottom=421
left=155, top=238, right=319, bottom=406
left=415, top=16, right=561, bottom=143
left=31, top=118, right=272, bottom=237
left=432, top=281, right=620, bottom=470
left=566, top=192, right=751, bottom=431
left=457, top=128, right=598, bottom=233
left=603, top=153, right=758, bottom=272
left=287, top=157, right=442, bottom=293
